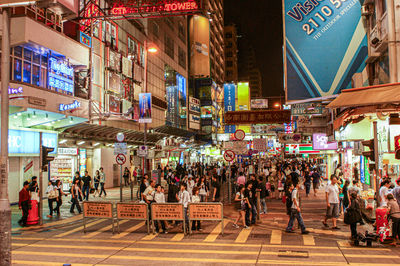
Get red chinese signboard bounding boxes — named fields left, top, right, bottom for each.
left=224, top=110, right=291, bottom=125
left=110, top=0, right=201, bottom=17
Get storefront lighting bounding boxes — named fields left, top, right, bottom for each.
left=148, top=47, right=158, bottom=53
left=32, top=111, right=37, bottom=118
left=13, top=114, right=18, bottom=119
left=69, top=117, right=74, bottom=124
left=77, top=141, right=85, bottom=145
left=59, top=139, right=68, bottom=144
left=26, top=114, right=31, bottom=121
left=17, top=112, right=22, bottom=116
left=45, top=113, right=49, bottom=120
left=93, top=142, right=101, bottom=147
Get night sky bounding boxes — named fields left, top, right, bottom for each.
left=224, top=0, right=284, bottom=97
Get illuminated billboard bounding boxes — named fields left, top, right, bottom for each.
left=237, top=82, right=250, bottom=111
left=189, top=15, right=210, bottom=77
left=283, top=0, right=368, bottom=101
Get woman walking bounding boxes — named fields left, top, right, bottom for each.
left=70, top=179, right=83, bottom=214
left=123, top=167, right=130, bottom=187
left=93, top=170, right=100, bottom=197
left=54, top=180, right=65, bottom=216
left=233, top=185, right=248, bottom=229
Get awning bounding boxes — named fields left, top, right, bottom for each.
left=151, top=125, right=197, bottom=138
left=327, top=83, right=400, bottom=108
left=59, top=123, right=167, bottom=146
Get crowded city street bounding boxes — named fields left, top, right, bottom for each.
left=1, top=0, right=400, bottom=265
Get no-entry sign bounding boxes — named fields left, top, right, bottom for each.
left=234, top=129, right=245, bottom=141
left=116, top=154, right=126, bottom=165
left=223, top=150, right=235, bottom=162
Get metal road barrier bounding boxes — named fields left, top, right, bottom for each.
left=116, top=202, right=150, bottom=234
left=151, top=203, right=186, bottom=235
left=82, top=201, right=114, bottom=233
left=188, top=202, right=224, bottom=235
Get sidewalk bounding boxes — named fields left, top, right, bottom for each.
left=11, top=186, right=139, bottom=230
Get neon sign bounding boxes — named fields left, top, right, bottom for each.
left=48, top=56, right=74, bottom=95
left=59, top=100, right=81, bottom=111
left=110, top=0, right=199, bottom=16
left=8, top=86, right=23, bottom=95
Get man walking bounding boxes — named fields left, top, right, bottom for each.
left=18, top=181, right=30, bottom=227
left=82, top=170, right=92, bottom=201
left=99, top=167, right=107, bottom=197
left=286, top=182, right=309, bottom=234
left=211, top=175, right=221, bottom=202
left=323, top=175, right=340, bottom=229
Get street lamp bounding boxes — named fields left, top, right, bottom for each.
left=143, top=41, right=158, bottom=175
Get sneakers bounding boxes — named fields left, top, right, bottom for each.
left=301, top=230, right=310, bottom=234
left=285, top=230, right=295, bottom=233
left=233, top=223, right=240, bottom=229
left=332, top=226, right=340, bottom=230
left=244, top=225, right=250, bottom=229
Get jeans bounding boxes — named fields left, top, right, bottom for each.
left=305, top=182, right=311, bottom=195
left=286, top=209, right=306, bottom=233
left=48, top=198, right=56, bottom=216
left=155, top=220, right=166, bottom=232
left=19, top=200, right=29, bottom=226
left=192, top=220, right=201, bottom=230
left=70, top=197, right=82, bottom=213
left=260, top=198, right=267, bottom=213
left=392, top=217, right=400, bottom=240
left=94, top=182, right=99, bottom=192
left=82, top=186, right=90, bottom=201
left=350, top=223, right=358, bottom=238
left=245, top=203, right=257, bottom=226
left=99, top=183, right=107, bottom=196
left=55, top=197, right=62, bottom=215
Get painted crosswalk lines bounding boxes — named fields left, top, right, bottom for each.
left=111, top=221, right=145, bottom=239
left=170, top=233, right=185, bottom=241
left=203, top=220, right=229, bottom=242
left=235, top=227, right=253, bottom=243
left=302, top=234, right=315, bottom=245
left=54, top=219, right=105, bottom=238
left=141, top=232, right=159, bottom=240
left=83, top=220, right=128, bottom=238
left=270, top=230, right=282, bottom=244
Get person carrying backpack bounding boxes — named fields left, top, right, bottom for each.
left=285, top=182, right=309, bottom=234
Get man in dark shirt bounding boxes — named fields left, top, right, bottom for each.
left=18, top=181, right=30, bottom=227
left=244, top=181, right=257, bottom=226
left=211, top=176, right=221, bottom=202
left=82, top=170, right=92, bottom=201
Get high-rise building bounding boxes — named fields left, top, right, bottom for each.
left=238, top=40, right=262, bottom=98
left=224, top=24, right=238, bottom=83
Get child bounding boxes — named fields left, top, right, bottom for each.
left=191, top=187, right=202, bottom=231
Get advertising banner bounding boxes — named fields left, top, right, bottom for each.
left=189, top=114, right=200, bottom=130
left=312, top=133, right=338, bottom=150
left=189, top=15, right=210, bottom=77
left=166, top=86, right=178, bottom=126
left=48, top=56, right=74, bottom=95
left=253, top=138, right=267, bottom=152
left=224, top=83, right=236, bottom=133
left=278, top=133, right=302, bottom=144
left=237, top=82, right=250, bottom=111
left=225, top=110, right=291, bottom=125
left=251, top=124, right=285, bottom=134
left=189, top=96, right=200, bottom=113
left=283, top=0, right=368, bottom=101
left=251, top=99, right=268, bottom=109
left=139, top=93, right=152, bottom=123
left=7, top=129, right=57, bottom=154
left=291, top=103, right=323, bottom=116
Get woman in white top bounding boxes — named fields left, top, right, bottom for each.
left=178, top=183, right=191, bottom=233
left=191, top=187, right=202, bottom=231
left=154, top=184, right=167, bottom=233
left=233, top=185, right=248, bottom=229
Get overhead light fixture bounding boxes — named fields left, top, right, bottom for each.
left=77, top=141, right=85, bottom=145
left=17, top=112, right=22, bottom=116
left=93, top=142, right=101, bottom=147
left=13, top=114, right=18, bottom=119
left=26, top=114, right=31, bottom=121
left=45, top=113, right=49, bottom=120
left=59, top=139, right=68, bottom=144
left=32, top=111, right=37, bottom=118
left=69, top=117, right=74, bottom=124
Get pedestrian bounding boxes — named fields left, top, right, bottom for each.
left=27, top=176, right=39, bottom=225
left=82, top=170, right=91, bottom=201
left=123, top=167, right=130, bottom=187
left=70, top=179, right=83, bottom=214
left=99, top=167, right=107, bottom=197
left=178, top=182, right=191, bottom=233
left=244, top=182, right=257, bottom=226
left=379, top=180, right=391, bottom=207
left=142, top=180, right=155, bottom=204
left=233, top=185, right=248, bottom=229
left=45, top=181, right=59, bottom=218
left=139, top=175, right=149, bottom=201
left=211, top=175, right=221, bottom=202
left=93, top=170, right=100, bottom=197
left=342, top=180, right=351, bottom=213
left=191, top=187, right=202, bottom=231
left=285, top=182, right=309, bottom=234
left=18, top=181, right=31, bottom=227
left=198, top=177, right=209, bottom=202
left=258, top=176, right=268, bottom=214
left=323, top=175, right=340, bottom=230
left=304, top=166, right=312, bottom=197
left=153, top=184, right=168, bottom=234
left=387, top=193, right=400, bottom=245
left=393, top=178, right=400, bottom=205
left=345, top=191, right=362, bottom=240
left=348, top=180, right=361, bottom=197
left=311, top=168, right=321, bottom=196
left=54, top=180, right=65, bottom=216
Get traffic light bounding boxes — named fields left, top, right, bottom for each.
left=361, top=139, right=376, bottom=162
left=41, top=146, right=55, bottom=171
left=395, top=135, right=400, bottom=159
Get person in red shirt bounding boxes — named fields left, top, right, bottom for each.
left=18, top=181, right=30, bottom=227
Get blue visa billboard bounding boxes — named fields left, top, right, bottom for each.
left=283, top=0, right=368, bottom=101
left=224, top=83, right=236, bottom=133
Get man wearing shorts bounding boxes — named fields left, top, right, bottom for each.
left=323, top=175, right=340, bottom=230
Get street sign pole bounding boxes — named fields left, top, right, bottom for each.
left=39, top=132, right=43, bottom=225
left=120, top=164, right=123, bottom=202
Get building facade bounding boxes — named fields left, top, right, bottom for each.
left=224, top=24, right=238, bottom=83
